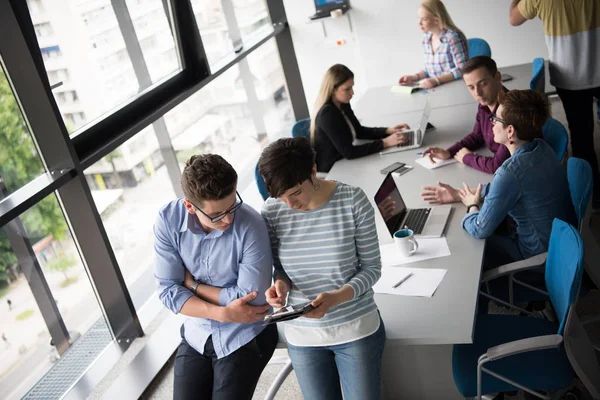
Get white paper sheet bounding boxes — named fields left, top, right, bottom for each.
left=379, top=238, right=451, bottom=267
left=372, top=266, right=448, bottom=297
left=415, top=156, right=457, bottom=170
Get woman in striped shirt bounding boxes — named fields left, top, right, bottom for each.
left=258, top=137, right=385, bottom=400
left=399, top=0, right=468, bottom=89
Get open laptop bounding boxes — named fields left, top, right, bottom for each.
left=379, top=97, right=431, bottom=156
left=310, top=0, right=349, bottom=20
left=374, top=172, right=451, bottom=238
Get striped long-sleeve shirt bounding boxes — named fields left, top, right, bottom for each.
left=261, top=182, right=381, bottom=335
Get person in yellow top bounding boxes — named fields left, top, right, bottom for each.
left=509, top=0, right=600, bottom=212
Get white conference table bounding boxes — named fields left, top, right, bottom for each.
left=354, top=62, right=548, bottom=117
left=324, top=62, right=538, bottom=399
left=327, top=104, right=491, bottom=399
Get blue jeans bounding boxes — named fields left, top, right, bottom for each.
left=287, top=315, right=386, bottom=400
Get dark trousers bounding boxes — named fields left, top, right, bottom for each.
left=173, top=324, right=278, bottom=400
left=556, top=85, right=600, bottom=206
left=478, top=233, right=525, bottom=314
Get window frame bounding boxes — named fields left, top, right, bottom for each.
left=0, top=0, right=307, bottom=396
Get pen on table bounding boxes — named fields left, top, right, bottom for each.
left=392, top=272, right=414, bottom=289
left=416, top=151, right=430, bottom=156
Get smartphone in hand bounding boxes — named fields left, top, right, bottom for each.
left=263, top=303, right=314, bottom=325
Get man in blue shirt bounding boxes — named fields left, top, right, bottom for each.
left=154, top=154, right=276, bottom=400
left=421, top=90, right=576, bottom=269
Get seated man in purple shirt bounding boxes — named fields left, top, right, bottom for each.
left=422, top=56, right=509, bottom=174
left=154, top=154, right=277, bottom=400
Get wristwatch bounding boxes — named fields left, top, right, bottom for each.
left=466, top=204, right=479, bottom=213
left=189, top=281, right=199, bottom=295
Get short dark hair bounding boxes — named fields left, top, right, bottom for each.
left=498, top=89, right=551, bottom=141
left=461, top=56, right=498, bottom=77
left=258, top=137, right=315, bottom=198
left=181, top=154, right=237, bottom=205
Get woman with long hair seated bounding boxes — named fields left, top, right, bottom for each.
left=312, top=64, right=409, bottom=173
left=399, top=0, right=468, bottom=89
left=259, top=137, right=386, bottom=400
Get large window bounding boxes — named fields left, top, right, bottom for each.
left=28, top=0, right=181, bottom=134
left=164, top=37, right=293, bottom=200
left=233, top=0, right=272, bottom=43
left=0, top=194, right=103, bottom=400
left=0, top=0, right=305, bottom=397
left=191, top=0, right=272, bottom=67
left=85, top=128, right=176, bottom=311
left=83, top=35, right=294, bottom=311
left=0, top=65, right=45, bottom=197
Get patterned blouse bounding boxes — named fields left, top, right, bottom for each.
left=420, top=28, right=468, bottom=80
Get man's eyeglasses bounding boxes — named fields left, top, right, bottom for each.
left=189, top=191, right=243, bottom=223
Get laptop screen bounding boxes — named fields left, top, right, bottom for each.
left=374, top=173, right=407, bottom=237
left=418, top=97, right=431, bottom=132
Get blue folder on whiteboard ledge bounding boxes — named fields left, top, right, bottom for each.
left=310, top=0, right=349, bottom=20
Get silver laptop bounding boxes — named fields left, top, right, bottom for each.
left=379, top=97, right=431, bottom=155
left=374, top=172, right=451, bottom=238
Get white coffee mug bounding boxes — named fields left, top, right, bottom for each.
left=393, top=229, right=419, bottom=257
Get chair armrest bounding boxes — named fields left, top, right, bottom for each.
left=480, top=253, right=547, bottom=283
left=486, top=334, right=563, bottom=362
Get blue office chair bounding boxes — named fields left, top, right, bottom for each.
left=485, top=157, right=592, bottom=307
left=530, top=58, right=545, bottom=93
left=467, top=38, right=491, bottom=58
left=542, top=118, right=568, bottom=162
left=453, top=219, right=585, bottom=399
left=291, top=118, right=310, bottom=139
left=567, top=157, right=593, bottom=229
left=255, top=163, right=269, bottom=201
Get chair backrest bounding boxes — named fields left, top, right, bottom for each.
left=563, top=304, right=600, bottom=399
left=467, top=38, right=491, bottom=58
left=530, top=58, right=545, bottom=93
left=545, top=219, right=585, bottom=335
left=255, top=163, right=269, bottom=201
left=291, top=118, right=311, bottom=139
left=567, top=157, right=593, bottom=229
left=542, top=118, right=568, bottom=161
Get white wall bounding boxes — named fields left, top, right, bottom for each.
left=284, top=0, right=548, bottom=112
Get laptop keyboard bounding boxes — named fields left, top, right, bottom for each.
left=403, top=208, right=430, bottom=234
left=402, top=130, right=415, bottom=146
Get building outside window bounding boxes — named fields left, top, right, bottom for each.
left=0, top=0, right=304, bottom=397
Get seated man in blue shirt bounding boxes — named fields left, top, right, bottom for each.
left=154, top=154, right=277, bottom=400
left=421, top=90, right=576, bottom=270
